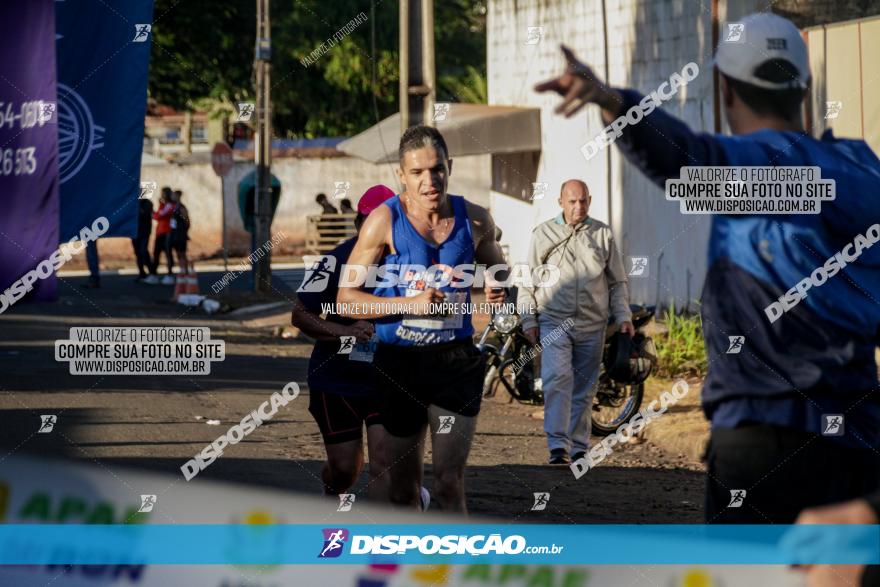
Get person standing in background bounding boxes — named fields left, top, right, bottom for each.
left=339, top=198, right=356, bottom=233
left=339, top=199, right=355, bottom=215
left=316, top=193, right=339, bottom=214
left=81, top=240, right=100, bottom=289
left=148, top=187, right=175, bottom=285
left=133, top=195, right=153, bottom=282
left=169, top=189, right=191, bottom=274
left=517, top=179, right=633, bottom=466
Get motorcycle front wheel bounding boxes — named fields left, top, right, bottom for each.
left=481, top=348, right=501, bottom=398
left=497, top=357, right=543, bottom=404
left=590, top=378, right=644, bottom=436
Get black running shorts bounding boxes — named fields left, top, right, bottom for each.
left=373, top=339, right=485, bottom=437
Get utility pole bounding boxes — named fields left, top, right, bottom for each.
left=399, top=0, right=435, bottom=133
left=253, top=0, right=272, bottom=292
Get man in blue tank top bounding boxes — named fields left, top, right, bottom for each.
left=338, top=125, right=508, bottom=513
left=537, top=12, right=880, bottom=525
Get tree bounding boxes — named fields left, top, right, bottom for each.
left=149, top=1, right=255, bottom=109
left=148, top=0, right=487, bottom=137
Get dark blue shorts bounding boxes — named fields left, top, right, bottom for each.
left=308, top=389, right=382, bottom=445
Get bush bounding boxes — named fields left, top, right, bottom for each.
left=655, top=304, right=708, bottom=378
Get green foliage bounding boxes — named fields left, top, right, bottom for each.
left=655, top=304, right=708, bottom=378
left=149, top=1, right=256, bottom=108
left=148, top=0, right=487, bottom=137
left=435, top=1, right=488, bottom=103
left=440, top=65, right=487, bottom=104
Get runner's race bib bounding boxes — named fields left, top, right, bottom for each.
left=401, top=267, right=467, bottom=330
left=401, top=289, right=465, bottom=330
left=348, top=335, right=378, bottom=363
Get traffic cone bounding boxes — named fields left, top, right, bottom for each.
left=185, top=270, right=200, bottom=295
left=171, top=273, right=186, bottom=302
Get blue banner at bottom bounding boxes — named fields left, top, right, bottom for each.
left=0, top=524, right=877, bottom=565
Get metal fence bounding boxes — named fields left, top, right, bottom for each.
left=305, top=213, right=357, bottom=254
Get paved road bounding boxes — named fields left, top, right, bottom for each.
left=0, top=271, right=704, bottom=523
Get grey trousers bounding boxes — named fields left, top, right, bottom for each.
left=539, top=317, right=605, bottom=454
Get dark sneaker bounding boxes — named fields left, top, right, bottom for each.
left=572, top=451, right=586, bottom=463
left=548, top=449, right=570, bottom=465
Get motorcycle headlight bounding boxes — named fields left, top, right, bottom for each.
left=492, top=310, right=520, bottom=334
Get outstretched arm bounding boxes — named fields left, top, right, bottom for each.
left=611, top=89, right=730, bottom=187
left=535, top=45, right=729, bottom=185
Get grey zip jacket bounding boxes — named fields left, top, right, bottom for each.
left=517, top=215, right=631, bottom=332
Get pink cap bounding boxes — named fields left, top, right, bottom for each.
left=357, top=185, right=396, bottom=216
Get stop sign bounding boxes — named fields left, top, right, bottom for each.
left=211, top=142, right=234, bottom=177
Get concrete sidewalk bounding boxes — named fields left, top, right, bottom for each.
left=8, top=264, right=299, bottom=319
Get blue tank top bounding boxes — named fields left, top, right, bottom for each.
left=374, top=194, right=475, bottom=346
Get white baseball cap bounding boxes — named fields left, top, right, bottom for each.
left=715, top=13, right=809, bottom=90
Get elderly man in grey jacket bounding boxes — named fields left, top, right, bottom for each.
left=518, top=179, right=634, bottom=465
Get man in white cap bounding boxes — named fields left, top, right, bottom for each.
left=536, top=12, right=880, bottom=523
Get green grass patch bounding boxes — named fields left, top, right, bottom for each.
left=655, top=304, right=708, bottom=378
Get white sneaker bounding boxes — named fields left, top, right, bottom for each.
left=419, top=486, right=431, bottom=512
left=144, top=275, right=159, bottom=284
left=160, top=275, right=175, bottom=285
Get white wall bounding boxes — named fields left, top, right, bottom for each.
left=806, top=14, right=880, bottom=153
left=488, top=0, right=717, bottom=310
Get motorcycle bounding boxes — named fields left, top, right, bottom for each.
left=476, top=303, right=657, bottom=436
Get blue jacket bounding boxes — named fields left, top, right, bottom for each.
left=615, top=89, right=880, bottom=448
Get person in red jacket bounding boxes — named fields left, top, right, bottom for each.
left=147, top=187, right=175, bottom=285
